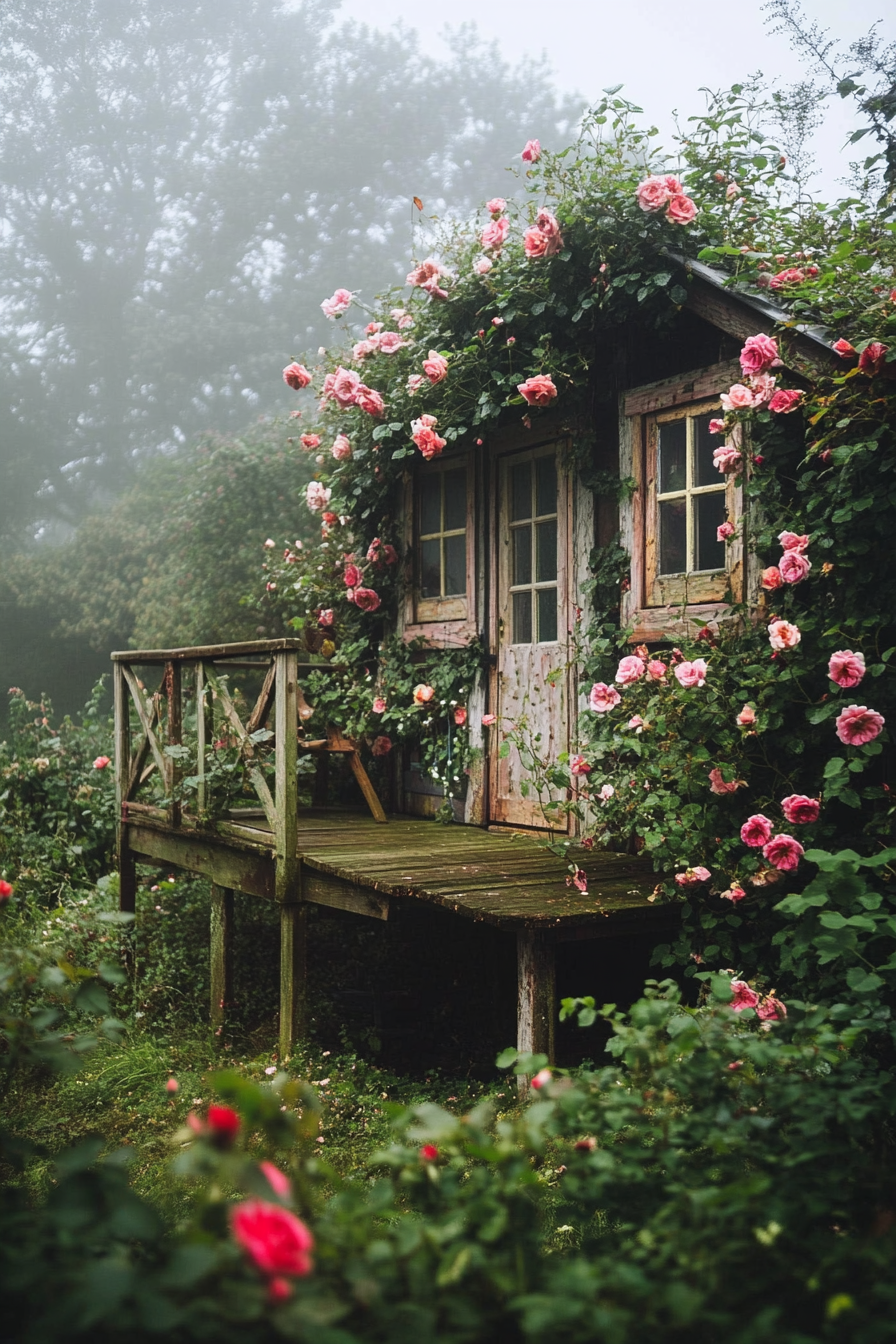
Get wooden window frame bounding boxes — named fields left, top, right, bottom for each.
left=621, top=361, right=746, bottom=642
left=402, top=451, right=477, bottom=643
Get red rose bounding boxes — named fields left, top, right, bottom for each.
left=207, top=1104, right=241, bottom=1144
left=0, top=880, right=12, bottom=900
left=858, top=342, right=888, bottom=377
left=352, top=587, right=382, bottom=613
left=231, top=1199, right=314, bottom=1279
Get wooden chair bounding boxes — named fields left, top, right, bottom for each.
left=298, top=720, right=387, bottom=824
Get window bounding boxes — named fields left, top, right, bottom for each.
left=414, top=459, right=470, bottom=623
left=507, top=452, right=558, bottom=644
left=645, top=400, right=739, bottom=608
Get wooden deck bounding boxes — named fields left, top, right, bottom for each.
left=113, top=639, right=676, bottom=1077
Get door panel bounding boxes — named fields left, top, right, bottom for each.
left=490, top=445, right=570, bottom=829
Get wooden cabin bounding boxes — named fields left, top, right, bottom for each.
left=113, top=258, right=831, bottom=1077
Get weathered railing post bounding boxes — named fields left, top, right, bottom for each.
left=165, top=659, right=182, bottom=828
left=195, top=661, right=211, bottom=817
left=114, top=659, right=137, bottom=915
left=274, top=648, right=303, bottom=1056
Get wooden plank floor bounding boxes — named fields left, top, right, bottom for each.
left=284, top=809, right=662, bottom=933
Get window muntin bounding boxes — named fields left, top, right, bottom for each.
left=418, top=467, right=467, bottom=599
left=508, top=454, right=559, bottom=645
left=656, top=410, right=726, bottom=576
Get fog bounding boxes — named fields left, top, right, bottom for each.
left=0, top=0, right=891, bottom=720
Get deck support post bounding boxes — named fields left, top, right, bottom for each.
left=279, top=902, right=307, bottom=1059
left=114, top=661, right=137, bottom=917
left=516, top=929, right=555, bottom=1096
left=210, top=885, right=234, bottom=1030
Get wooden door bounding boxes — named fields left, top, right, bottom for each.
left=489, top=444, right=571, bottom=829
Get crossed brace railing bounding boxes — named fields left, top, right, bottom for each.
left=113, top=639, right=386, bottom=1052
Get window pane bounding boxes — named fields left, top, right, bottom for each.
left=512, top=525, right=532, bottom=585
left=420, top=539, right=442, bottom=597
left=694, top=413, right=719, bottom=487
left=658, top=420, right=687, bottom=494
left=443, top=533, right=466, bottom=595
left=420, top=475, right=441, bottom=535
left=510, top=461, right=532, bottom=521
left=537, top=587, right=558, bottom=643
left=512, top=590, right=533, bottom=644
left=695, top=492, right=727, bottom=571
left=443, top=468, right=466, bottom=531
left=536, top=519, right=558, bottom=581
left=659, top=498, right=687, bottom=575
left=535, top=455, right=557, bottom=516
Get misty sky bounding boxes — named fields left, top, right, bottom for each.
left=338, top=0, right=895, bottom=194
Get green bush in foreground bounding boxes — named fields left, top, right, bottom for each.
left=2, top=857, right=896, bottom=1344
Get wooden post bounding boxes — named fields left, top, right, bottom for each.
left=279, top=903, right=306, bottom=1059
left=196, top=661, right=211, bottom=818
left=210, top=884, right=234, bottom=1029
left=114, top=661, right=137, bottom=916
left=165, top=659, right=182, bottom=829
left=516, top=928, right=556, bottom=1096
left=274, top=650, right=298, bottom=900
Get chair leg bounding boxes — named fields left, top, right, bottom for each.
left=348, top=750, right=388, bottom=823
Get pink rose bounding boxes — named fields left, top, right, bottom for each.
left=329, top=366, right=360, bottom=407
left=664, top=175, right=683, bottom=193
left=674, top=659, right=708, bottom=688
left=833, top=338, right=857, bottom=359
left=708, top=418, right=726, bottom=435
left=749, top=372, right=777, bottom=407
left=778, top=531, right=809, bottom=552
left=757, top=995, right=787, bottom=1022
left=858, top=342, right=888, bottom=376
left=454, top=706, right=467, bottom=727
left=628, top=715, right=645, bottom=732
left=721, top=886, right=747, bottom=903
left=828, top=650, right=865, bottom=689
left=769, top=267, right=805, bottom=289
left=259, top=1161, right=292, bottom=1200
left=599, top=783, right=615, bottom=801
left=354, top=385, right=385, bottom=417
left=741, top=814, right=774, bottom=848
left=318, top=609, right=334, bottom=627
left=482, top=714, right=497, bottom=726
left=320, top=288, right=353, bottom=319
left=474, top=256, right=493, bottom=275
left=523, top=227, right=550, bottom=259
left=517, top=375, right=558, bottom=407
left=407, top=374, right=425, bottom=394
left=300, top=434, right=321, bottom=450
left=411, top=415, right=447, bottom=460
left=422, top=351, right=449, bottom=384
left=646, top=659, right=667, bottom=680
left=343, top=563, right=362, bottom=587
left=717, top=521, right=735, bottom=542
left=720, top=383, right=756, bottom=412
left=351, top=587, right=381, bottom=613
left=708, top=767, right=743, bottom=795
left=352, top=337, right=373, bottom=360
left=615, top=654, right=645, bottom=685
left=674, top=866, right=711, bottom=887
left=231, top=1200, right=314, bottom=1279
left=93, top=755, right=111, bottom=770
left=406, top=257, right=443, bottom=289
left=366, top=321, right=383, bottom=334
left=588, top=682, right=621, bottom=713
left=781, top=795, right=820, bottom=825
left=761, top=566, right=783, bottom=590
left=371, top=735, right=392, bottom=756
left=530, top=1067, right=552, bottom=1090
left=729, top=980, right=759, bottom=1012
left=779, top=550, right=811, bottom=584
left=769, top=389, right=803, bottom=414
left=736, top=705, right=756, bottom=727
left=636, top=176, right=670, bottom=212
left=713, top=446, right=743, bottom=474
left=372, top=697, right=386, bottom=714
left=763, top=833, right=804, bottom=871
left=535, top=209, right=563, bottom=254
left=305, top=482, right=331, bottom=512
left=282, top=362, right=312, bottom=390
left=835, top=704, right=885, bottom=746
left=739, top=334, right=780, bottom=376
left=486, top=197, right=506, bottom=216
left=520, top=139, right=541, bottom=162
left=480, top=216, right=509, bottom=251
left=376, top=331, right=406, bottom=355
left=569, top=754, right=591, bottom=775
left=768, top=619, right=801, bottom=651
left=331, top=435, right=352, bottom=461
left=666, top=193, right=697, bottom=225
left=413, top=684, right=435, bottom=705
